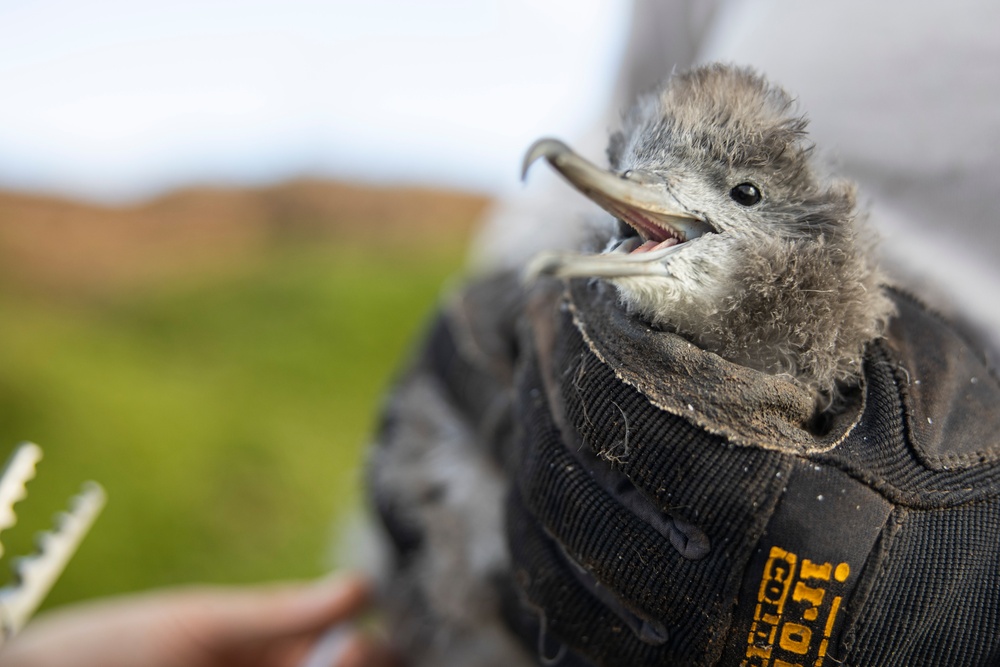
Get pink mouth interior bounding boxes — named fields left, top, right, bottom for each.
left=631, top=237, right=680, bottom=254
left=610, top=205, right=685, bottom=255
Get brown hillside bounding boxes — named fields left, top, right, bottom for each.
left=0, top=180, right=490, bottom=294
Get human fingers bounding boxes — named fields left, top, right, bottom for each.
left=334, top=633, right=403, bottom=667
left=186, top=574, right=372, bottom=646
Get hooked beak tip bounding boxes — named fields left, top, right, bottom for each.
left=521, top=137, right=572, bottom=182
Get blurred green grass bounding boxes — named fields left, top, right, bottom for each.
left=0, top=237, right=469, bottom=608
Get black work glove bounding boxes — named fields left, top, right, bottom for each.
left=372, top=273, right=1000, bottom=667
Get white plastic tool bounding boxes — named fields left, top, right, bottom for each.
left=0, top=442, right=105, bottom=645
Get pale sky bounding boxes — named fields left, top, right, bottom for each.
left=0, top=0, right=629, bottom=202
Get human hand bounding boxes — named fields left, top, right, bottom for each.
left=0, top=574, right=399, bottom=667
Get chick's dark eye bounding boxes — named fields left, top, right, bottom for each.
left=730, top=182, right=762, bottom=206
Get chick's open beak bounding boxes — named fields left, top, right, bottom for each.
left=521, top=138, right=713, bottom=280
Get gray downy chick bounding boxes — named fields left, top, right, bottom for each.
left=369, top=64, right=900, bottom=667
left=524, top=63, right=896, bottom=410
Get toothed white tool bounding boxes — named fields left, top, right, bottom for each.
left=0, top=443, right=42, bottom=556
left=0, top=443, right=106, bottom=645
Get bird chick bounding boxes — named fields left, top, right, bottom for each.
left=524, top=64, right=895, bottom=409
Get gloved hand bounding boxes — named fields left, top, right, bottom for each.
left=371, top=272, right=1000, bottom=667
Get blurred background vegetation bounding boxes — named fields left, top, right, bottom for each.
left=0, top=181, right=488, bottom=608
